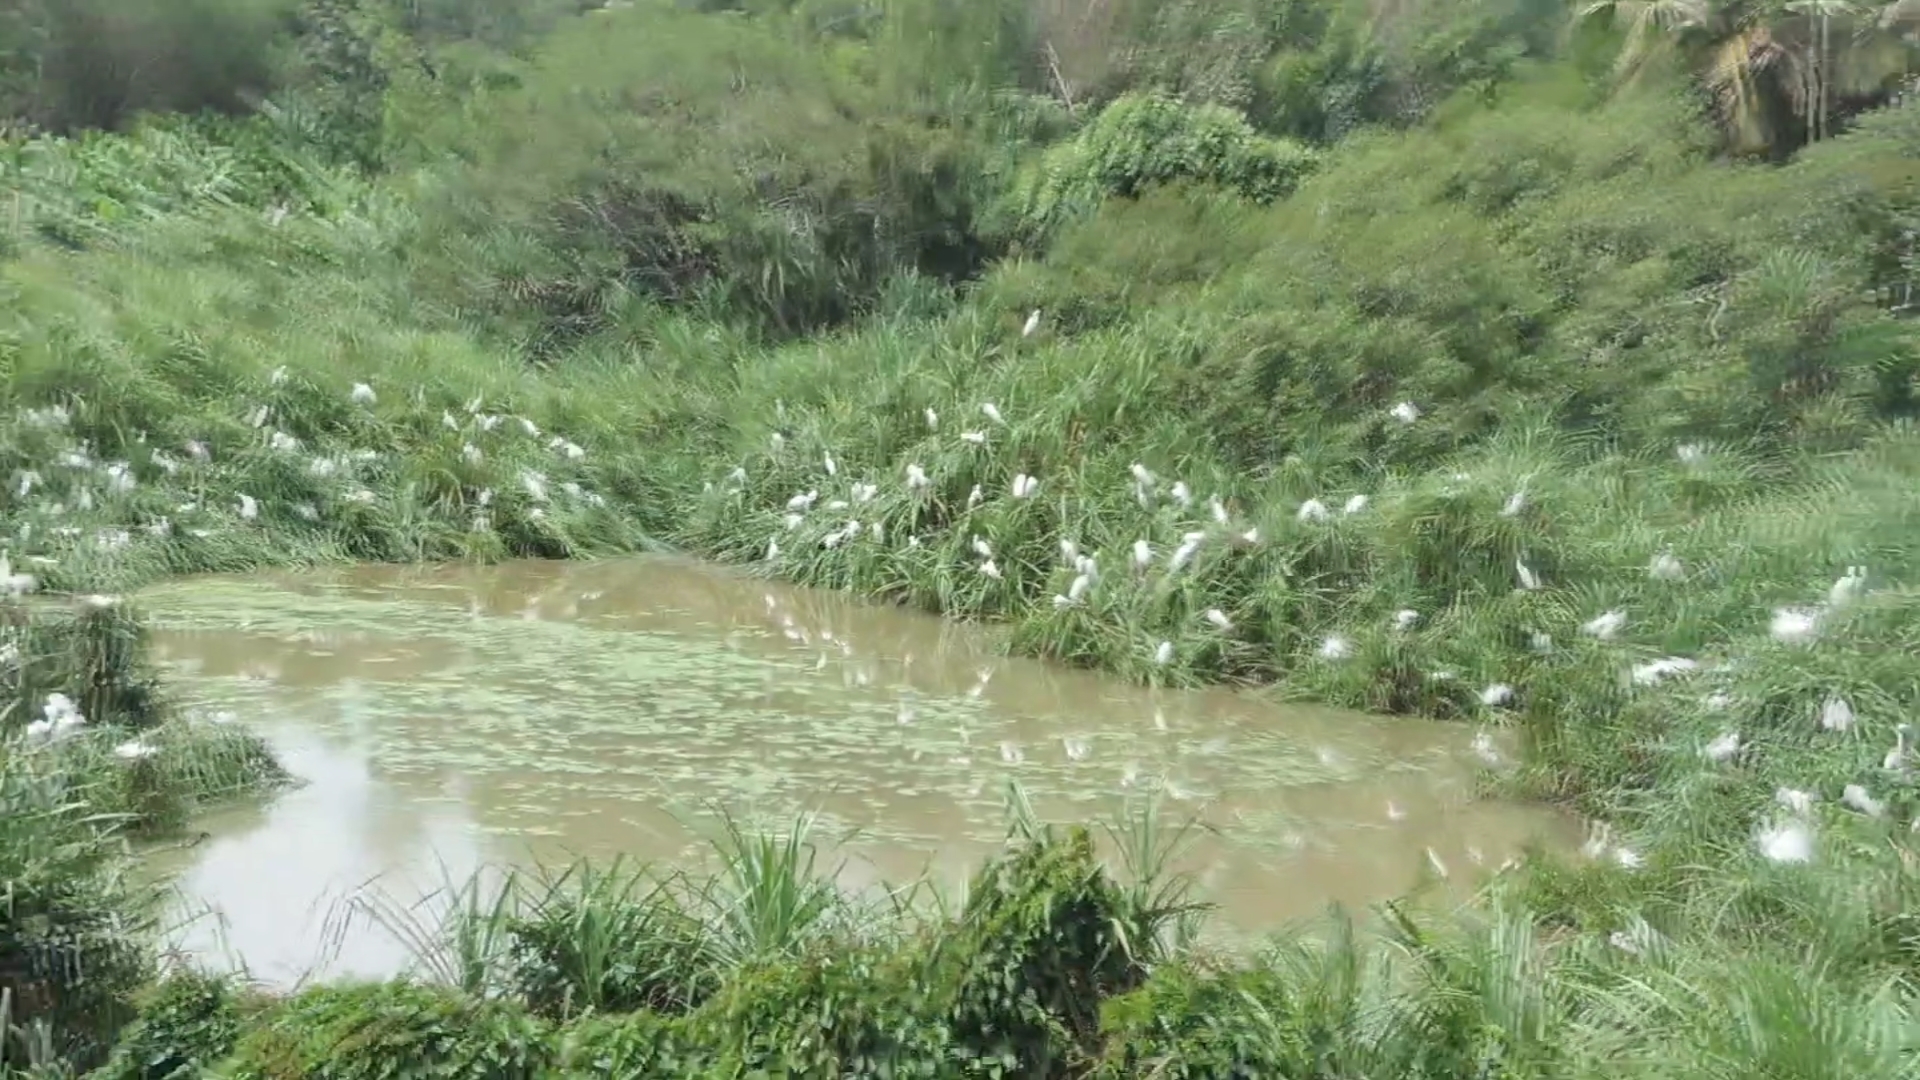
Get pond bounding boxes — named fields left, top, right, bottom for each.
left=137, top=556, right=1576, bottom=985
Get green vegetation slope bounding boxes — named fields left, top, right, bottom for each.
left=6, top=0, right=1920, bottom=1074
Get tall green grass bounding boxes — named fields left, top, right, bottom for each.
left=0, top=571, right=286, bottom=1072
left=86, top=792, right=1920, bottom=1077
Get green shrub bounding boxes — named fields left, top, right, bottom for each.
left=1094, top=962, right=1314, bottom=1078
left=501, top=861, right=721, bottom=1019
left=546, top=1009, right=706, bottom=1079
left=281, top=0, right=398, bottom=171
left=0, top=0, right=297, bottom=135
left=216, top=982, right=551, bottom=1080
left=94, top=969, right=250, bottom=1080
left=679, top=948, right=961, bottom=1077
left=929, top=825, right=1141, bottom=1073
left=1001, top=91, right=1317, bottom=245
left=410, top=3, right=1009, bottom=349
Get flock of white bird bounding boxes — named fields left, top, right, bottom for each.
left=748, top=394, right=1446, bottom=675
left=724, top=375, right=1908, bottom=872
left=20, top=690, right=157, bottom=762
left=1, top=352, right=1904, bottom=874
left=753, top=589, right=1385, bottom=816
left=5, top=377, right=612, bottom=561
left=3, top=376, right=623, bottom=778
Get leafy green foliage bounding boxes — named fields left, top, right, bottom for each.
left=408, top=3, right=1015, bottom=348
left=675, top=948, right=957, bottom=1076
left=545, top=1008, right=705, bottom=1078
left=0, top=0, right=296, bottom=135
left=935, top=825, right=1140, bottom=1073
left=1001, top=92, right=1318, bottom=244
left=501, top=861, right=720, bottom=1019
left=217, top=982, right=551, bottom=1080
left=94, top=970, right=249, bottom=1080
left=286, top=0, right=398, bottom=170
left=1094, top=962, right=1319, bottom=1077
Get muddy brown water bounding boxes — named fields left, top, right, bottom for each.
left=137, top=557, right=1577, bottom=985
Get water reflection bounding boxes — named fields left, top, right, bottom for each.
left=139, top=557, right=1576, bottom=984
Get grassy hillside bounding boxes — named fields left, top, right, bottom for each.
left=7, top=0, right=1920, bottom=1074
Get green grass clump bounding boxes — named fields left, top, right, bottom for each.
left=218, top=981, right=552, bottom=1080
left=1001, top=91, right=1320, bottom=245
left=2, top=598, right=288, bottom=832
left=0, top=595, right=286, bottom=1072
left=91, top=968, right=255, bottom=1080
left=1, top=115, right=346, bottom=257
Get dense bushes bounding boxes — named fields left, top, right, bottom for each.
left=0, top=0, right=296, bottom=136
left=0, top=599, right=285, bottom=1071
left=1001, top=91, right=1318, bottom=244
left=384, top=0, right=1564, bottom=348
left=86, top=811, right=1198, bottom=1077
left=987, top=89, right=1920, bottom=477
left=404, top=3, right=1036, bottom=348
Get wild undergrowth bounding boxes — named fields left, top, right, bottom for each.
left=83, top=792, right=1920, bottom=1078
left=0, top=595, right=286, bottom=1072
left=5, top=0, right=1920, bottom=1073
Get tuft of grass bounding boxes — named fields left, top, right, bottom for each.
left=687, top=808, right=851, bottom=971
left=0, top=589, right=284, bottom=1071
left=1097, top=796, right=1215, bottom=969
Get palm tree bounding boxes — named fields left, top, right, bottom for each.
left=1579, top=0, right=1916, bottom=153
left=1782, top=0, right=1916, bottom=142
